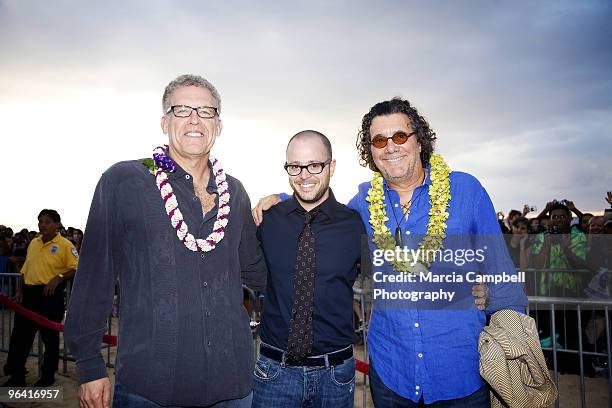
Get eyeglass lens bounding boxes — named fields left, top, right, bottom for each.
left=371, top=131, right=413, bottom=149
left=285, top=162, right=326, bottom=176
left=171, top=105, right=217, bottom=118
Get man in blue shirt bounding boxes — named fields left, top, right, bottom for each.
left=253, top=131, right=364, bottom=408
left=350, top=98, right=527, bottom=407
left=254, top=98, right=527, bottom=407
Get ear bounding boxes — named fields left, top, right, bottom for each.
left=215, top=118, right=223, bottom=137
left=161, top=115, right=168, bottom=134
left=329, top=159, right=337, bottom=178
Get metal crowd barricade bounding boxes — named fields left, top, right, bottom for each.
left=520, top=267, right=612, bottom=408
left=353, top=286, right=371, bottom=408
left=0, top=272, right=118, bottom=378
left=528, top=296, right=612, bottom=408
left=0, top=273, right=21, bottom=352
left=351, top=268, right=612, bottom=408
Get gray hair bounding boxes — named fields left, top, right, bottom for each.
left=162, top=74, right=222, bottom=114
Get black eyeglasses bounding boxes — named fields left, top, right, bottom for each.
left=166, top=105, right=219, bottom=119
left=284, top=160, right=331, bottom=176
left=369, top=131, right=416, bottom=149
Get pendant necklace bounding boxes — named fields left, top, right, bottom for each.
left=385, top=170, right=427, bottom=247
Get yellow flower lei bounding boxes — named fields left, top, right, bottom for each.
left=366, top=153, right=451, bottom=273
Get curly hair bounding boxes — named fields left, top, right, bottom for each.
left=356, top=98, right=437, bottom=172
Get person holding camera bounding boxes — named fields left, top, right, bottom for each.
left=530, top=201, right=588, bottom=374
left=531, top=201, right=587, bottom=293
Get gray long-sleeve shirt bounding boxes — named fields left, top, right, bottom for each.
left=64, top=159, right=267, bottom=407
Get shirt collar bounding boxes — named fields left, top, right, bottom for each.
left=168, top=160, right=218, bottom=194
left=39, top=233, right=61, bottom=246
left=284, top=189, right=338, bottom=221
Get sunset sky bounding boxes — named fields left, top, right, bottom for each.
left=2, top=1, right=611, bottom=230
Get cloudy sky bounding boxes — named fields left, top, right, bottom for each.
left=1, top=1, right=611, bottom=230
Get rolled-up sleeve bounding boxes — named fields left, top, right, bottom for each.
left=64, top=172, right=118, bottom=384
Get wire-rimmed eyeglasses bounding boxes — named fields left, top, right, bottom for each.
left=369, top=131, right=416, bottom=149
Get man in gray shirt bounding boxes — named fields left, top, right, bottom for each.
left=64, top=74, right=266, bottom=408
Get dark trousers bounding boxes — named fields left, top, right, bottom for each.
left=4, top=284, right=65, bottom=379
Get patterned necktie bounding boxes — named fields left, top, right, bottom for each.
left=287, top=210, right=318, bottom=359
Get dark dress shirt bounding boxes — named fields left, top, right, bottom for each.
left=257, top=191, right=365, bottom=355
left=64, top=159, right=267, bottom=407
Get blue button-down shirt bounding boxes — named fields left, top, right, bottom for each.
left=347, top=168, right=527, bottom=403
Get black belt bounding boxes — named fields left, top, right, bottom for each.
left=260, top=345, right=353, bottom=367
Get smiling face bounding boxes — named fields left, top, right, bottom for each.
left=286, top=135, right=335, bottom=210
left=588, top=217, right=604, bottom=234
left=369, top=113, right=422, bottom=186
left=161, top=85, right=222, bottom=162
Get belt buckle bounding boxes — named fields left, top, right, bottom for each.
left=285, top=354, right=309, bottom=367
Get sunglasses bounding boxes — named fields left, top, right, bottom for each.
left=370, top=131, right=416, bottom=149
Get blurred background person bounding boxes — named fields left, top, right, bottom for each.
left=507, top=216, right=532, bottom=270
left=2, top=209, right=78, bottom=387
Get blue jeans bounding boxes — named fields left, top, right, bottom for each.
left=369, top=361, right=490, bottom=408
left=252, top=354, right=355, bottom=408
left=112, top=382, right=253, bottom=408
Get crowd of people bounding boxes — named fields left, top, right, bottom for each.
left=0, top=224, right=83, bottom=275
left=496, top=195, right=612, bottom=377
left=499, top=195, right=612, bottom=284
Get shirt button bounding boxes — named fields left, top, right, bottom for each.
left=185, top=174, right=191, bottom=180
left=201, top=254, right=205, bottom=259
left=414, top=322, right=419, bottom=328
left=406, top=230, right=411, bottom=235
left=415, top=391, right=420, bottom=395
left=203, top=282, right=208, bottom=287
left=416, top=385, right=420, bottom=390
left=394, top=204, right=399, bottom=208
left=207, top=341, right=211, bottom=346
left=206, top=311, right=211, bottom=317
left=418, top=353, right=423, bottom=358
left=193, top=196, right=198, bottom=201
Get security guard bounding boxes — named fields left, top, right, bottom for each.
left=2, top=209, right=78, bottom=387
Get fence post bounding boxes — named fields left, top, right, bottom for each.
left=577, top=305, right=586, bottom=408
left=606, top=306, right=612, bottom=408
left=551, top=303, right=560, bottom=408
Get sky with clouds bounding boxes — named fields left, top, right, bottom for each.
left=1, top=0, right=611, bottom=230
